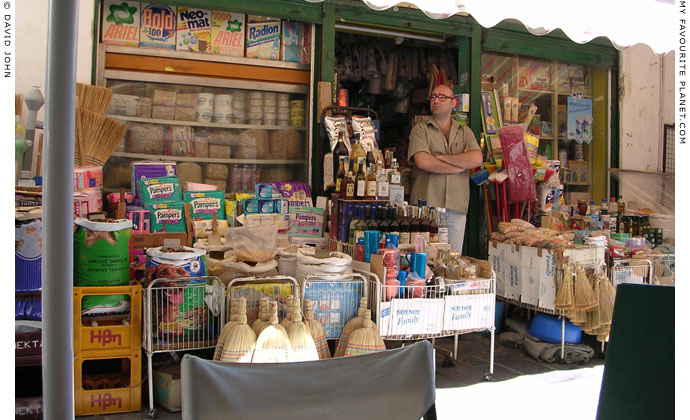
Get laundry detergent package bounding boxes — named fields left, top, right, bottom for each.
left=131, top=161, right=177, bottom=202
left=281, top=21, right=310, bottom=64
left=176, top=7, right=211, bottom=53
left=102, top=1, right=140, bottom=47
left=211, top=11, right=245, bottom=57
left=74, top=218, right=132, bottom=287
left=149, top=202, right=187, bottom=233
left=245, top=18, right=280, bottom=60
left=140, top=3, right=177, bottom=49
left=139, top=176, right=183, bottom=207
left=184, top=190, right=226, bottom=220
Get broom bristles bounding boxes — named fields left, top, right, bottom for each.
left=15, top=94, right=23, bottom=117
left=304, top=301, right=330, bottom=359
left=583, top=276, right=602, bottom=331
left=252, top=302, right=292, bottom=363
left=598, top=274, right=616, bottom=326
left=76, top=83, right=113, bottom=114
left=554, top=264, right=575, bottom=311
left=221, top=301, right=257, bottom=363
left=287, top=299, right=319, bottom=362
left=334, top=303, right=368, bottom=357
left=573, top=264, right=598, bottom=312
left=281, top=296, right=294, bottom=329
left=344, top=317, right=385, bottom=357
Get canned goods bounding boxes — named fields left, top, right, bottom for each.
left=290, top=108, right=304, bottom=118
left=289, top=99, right=305, bottom=109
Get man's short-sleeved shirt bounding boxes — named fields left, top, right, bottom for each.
left=407, top=117, right=480, bottom=214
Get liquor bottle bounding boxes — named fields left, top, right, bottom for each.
left=349, top=133, right=366, bottom=174
left=389, top=158, right=401, bottom=185
left=366, top=146, right=376, bottom=170
left=355, top=158, right=366, bottom=200
left=399, top=206, right=411, bottom=245
left=376, top=165, right=389, bottom=200
left=419, top=206, right=431, bottom=243
left=409, top=206, right=421, bottom=244
left=344, top=171, right=355, bottom=199
left=609, top=197, right=618, bottom=216
left=365, top=163, right=377, bottom=200
left=335, top=156, right=346, bottom=195
left=438, top=208, right=449, bottom=243
left=600, top=198, right=609, bottom=215
left=348, top=206, right=363, bottom=245
left=333, top=131, right=349, bottom=186
left=429, top=208, right=439, bottom=243
left=388, top=206, right=400, bottom=237
left=366, top=206, right=378, bottom=231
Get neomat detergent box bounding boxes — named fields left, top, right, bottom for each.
left=176, top=7, right=211, bottom=53
left=245, top=17, right=280, bottom=60
left=102, top=0, right=140, bottom=47
left=140, top=3, right=176, bottom=49
left=211, top=11, right=245, bottom=57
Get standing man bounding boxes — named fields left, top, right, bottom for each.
left=407, top=84, right=482, bottom=253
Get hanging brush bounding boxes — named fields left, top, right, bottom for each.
left=582, top=274, right=602, bottom=332
left=252, top=297, right=270, bottom=335
left=76, top=83, right=113, bottom=115
left=220, top=297, right=257, bottom=363
left=554, top=262, right=575, bottom=311
left=344, top=309, right=385, bottom=357
left=303, top=299, right=330, bottom=359
left=213, top=298, right=239, bottom=361
left=252, top=301, right=293, bottom=363
left=598, top=272, right=616, bottom=327
left=573, top=263, right=598, bottom=312
left=286, top=297, right=319, bottom=362
left=76, top=107, right=127, bottom=166
left=334, top=297, right=368, bottom=357
left=280, top=295, right=294, bottom=329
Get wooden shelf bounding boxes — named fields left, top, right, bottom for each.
left=110, top=152, right=305, bottom=165
left=109, top=115, right=307, bottom=131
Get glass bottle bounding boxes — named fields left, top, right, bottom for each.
left=366, top=146, right=376, bottom=170
left=388, top=206, right=400, bottom=237
left=365, top=206, right=377, bottom=231
left=609, top=197, right=618, bottom=216
left=409, top=206, right=421, bottom=244
left=429, top=208, right=439, bottom=243
left=335, top=156, right=346, bottom=195
left=438, top=208, right=449, bottom=243
left=349, top=133, right=366, bottom=175
left=600, top=198, right=609, bottom=215
left=333, top=131, right=349, bottom=187
left=419, top=206, right=431, bottom=243
left=365, top=163, right=377, bottom=200
left=399, top=206, right=411, bottom=245
left=355, top=158, right=366, bottom=200
left=376, top=165, right=389, bottom=199
left=348, top=206, right=363, bottom=245
left=389, top=158, right=401, bottom=185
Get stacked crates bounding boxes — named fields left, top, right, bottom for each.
left=73, top=284, right=142, bottom=416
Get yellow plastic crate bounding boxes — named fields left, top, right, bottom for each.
left=73, top=284, right=141, bottom=358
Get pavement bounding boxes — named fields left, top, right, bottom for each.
left=89, top=324, right=605, bottom=420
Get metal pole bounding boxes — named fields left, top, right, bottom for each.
left=41, top=0, right=78, bottom=418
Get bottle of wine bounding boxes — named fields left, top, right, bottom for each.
left=344, top=171, right=355, bottom=199
left=333, top=131, right=349, bottom=187
left=355, top=158, right=366, bottom=200
left=409, top=206, right=421, bottom=244
left=334, top=156, right=346, bottom=195
left=365, top=163, right=377, bottom=200
left=399, top=205, right=411, bottom=245
left=348, top=205, right=362, bottom=245
left=429, top=208, right=439, bottom=243
left=419, top=206, right=431, bottom=243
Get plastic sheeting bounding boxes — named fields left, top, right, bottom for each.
left=181, top=340, right=436, bottom=420
left=610, top=169, right=674, bottom=216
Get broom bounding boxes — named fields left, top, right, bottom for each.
left=303, top=299, right=330, bottom=359
left=213, top=298, right=239, bottom=361
left=15, top=94, right=23, bottom=117
left=220, top=298, right=257, bottom=363
left=286, top=297, right=319, bottom=362
left=76, top=107, right=127, bottom=166
left=554, top=263, right=574, bottom=311
left=334, top=297, right=368, bottom=357
left=344, top=309, right=385, bottom=357
left=582, top=274, right=602, bottom=332
left=252, top=301, right=293, bottom=363
left=280, top=295, right=294, bottom=329
left=598, top=272, right=616, bottom=327
left=76, top=83, right=113, bottom=115
left=252, top=297, right=270, bottom=335
left=573, top=263, right=598, bottom=312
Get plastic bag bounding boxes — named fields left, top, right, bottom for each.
left=499, top=125, right=537, bottom=202
left=351, top=116, right=378, bottom=153
left=224, top=224, right=278, bottom=263
left=405, top=271, right=426, bottom=298
left=324, top=116, right=352, bottom=153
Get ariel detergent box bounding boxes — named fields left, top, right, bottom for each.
left=211, top=11, right=245, bottom=57
left=140, top=3, right=176, bottom=49
left=176, top=7, right=211, bottom=53
left=101, top=0, right=140, bottom=47
left=245, top=16, right=280, bottom=60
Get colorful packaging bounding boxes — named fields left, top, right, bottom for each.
left=127, top=207, right=151, bottom=233
left=139, top=176, right=182, bottom=206
left=271, top=181, right=312, bottom=208
left=245, top=18, right=280, bottom=60
left=149, top=202, right=187, bottom=233
left=281, top=21, right=310, bottom=64
left=176, top=7, right=211, bottom=52
left=258, top=200, right=274, bottom=214
left=167, top=126, right=194, bottom=156
left=255, top=183, right=273, bottom=199
left=74, top=218, right=132, bottom=286
left=288, top=206, right=324, bottom=238
left=242, top=199, right=259, bottom=215
left=184, top=190, right=226, bottom=220
left=131, top=161, right=177, bottom=201
left=74, top=166, right=103, bottom=191
left=145, top=246, right=207, bottom=283
left=225, top=200, right=237, bottom=226
left=140, top=3, right=176, bottom=49
left=15, top=219, right=42, bottom=292
left=73, top=190, right=103, bottom=218
left=101, top=0, right=140, bottom=47
left=211, top=11, right=245, bottom=56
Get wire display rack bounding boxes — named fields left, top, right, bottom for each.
left=610, top=259, right=654, bottom=289
left=225, top=276, right=300, bottom=325
left=646, top=254, right=675, bottom=285
left=142, top=276, right=225, bottom=418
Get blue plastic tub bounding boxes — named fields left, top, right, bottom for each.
left=528, top=312, right=582, bottom=344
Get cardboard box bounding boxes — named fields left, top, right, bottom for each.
left=176, top=7, right=211, bottom=53
left=505, top=244, right=521, bottom=300
left=567, top=160, right=590, bottom=184
left=153, top=365, right=181, bottom=412
left=211, top=11, right=245, bottom=56
left=385, top=298, right=444, bottom=338
left=488, top=241, right=507, bottom=298
left=140, top=3, right=176, bottom=49
left=15, top=219, right=42, bottom=292
left=538, top=248, right=557, bottom=311
left=245, top=18, right=280, bottom=60
left=520, top=246, right=541, bottom=305
left=102, top=0, right=140, bottom=47
left=443, top=293, right=495, bottom=333
left=281, top=21, right=309, bottom=63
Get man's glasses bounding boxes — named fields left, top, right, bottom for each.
left=429, top=94, right=452, bottom=102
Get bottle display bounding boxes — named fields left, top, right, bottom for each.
left=438, top=208, right=449, bottom=244
left=365, top=164, right=377, bottom=200
left=355, top=158, right=366, bottom=200
left=333, top=131, right=349, bottom=187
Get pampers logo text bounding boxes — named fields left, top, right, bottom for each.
left=294, top=213, right=317, bottom=222
left=147, top=184, right=174, bottom=197
left=192, top=198, right=220, bottom=212
left=156, top=209, right=182, bottom=222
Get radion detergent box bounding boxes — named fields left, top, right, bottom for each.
left=211, top=11, right=245, bottom=57
left=245, top=17, right=280, bottom=60
left=140, top=3, right=176, bottom=49
left=101, top=0, right=140, bottom=47
left=176, top=7, right=211, bottom=53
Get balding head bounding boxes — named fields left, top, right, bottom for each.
left=431, top=84, right=454, bottom=97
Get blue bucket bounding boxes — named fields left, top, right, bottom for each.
left=528, top=312, right=582, bottom=344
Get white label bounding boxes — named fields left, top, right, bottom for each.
left=356, top=180, right=366, bottom=197
left=438, top=227, right=449, bottom=243
left=390, top=173, right=401, bottom=185
left=377, top=182, right=389, bottom=198
left=365, top=180, right=377, bottom=197
left=399, top=232, right=411, bottom=245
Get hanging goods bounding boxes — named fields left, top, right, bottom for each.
left=252, top=301, right=293, bottom=363
left=303, top=299, right=330, bottom=359
left=573, top=263, right=598, bottom=311
left=286, top=297, right=319, bottom=362
left=75, top=107, right=127, bottom=166
left=220, top=298, right=257, bottom=363
left=334, top=297, right=368, bottom=357
left=76, top=82, right=113, bottom=115
left=344, top=309, right=385, bottom=357
left=554, top=263, right=574, bottom=311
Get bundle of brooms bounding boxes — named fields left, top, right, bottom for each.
left=285, top=297, right=319, bottom=362
left=213, top=298, right=239, bottom=361
left=219, top=297, right=257, bottom=363
left=74, top=83, right=125, bottom=167
left=344, top=309, right=385, bottom=357
left=303, top=299, right=330, bottom=359
left=334, top=297, right=368, bottom=357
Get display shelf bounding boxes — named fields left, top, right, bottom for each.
left=110, top=151, right=305, bottom=165
left=108, top=115, right=307, bottom=131
left=518, top=88, right=554, bottom=95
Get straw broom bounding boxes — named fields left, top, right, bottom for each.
left=582, top=274, right=602, bottom=332
left=252, top=297, right=270, bottom=335
left=334, top=297, right=368, bottom=357
left=598, top=272, right=616, bottom=327
left=220, top=298, right=257, bottom=363
left=554, top=263, right=575, bottom=311
left=76, top=83, right=113, bottom=115
left=573, top=263, right=598, bottom=312
left=252, top=301, right=293, bottom=363
left=344, top=309, right=385, bottom=357
left=286, top=297, right=319, bottom=362
left=303, top=299, right=330, bottom=359
left=280, top=295, right=294, bottom=329
left=76, top=107, right=127, bottom=166
left=213, top=298, right=239, bottom=361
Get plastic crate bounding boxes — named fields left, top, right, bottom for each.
left=73, top=284, right=141, bottom=357
left=74, top=351, right=142, bottom=416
